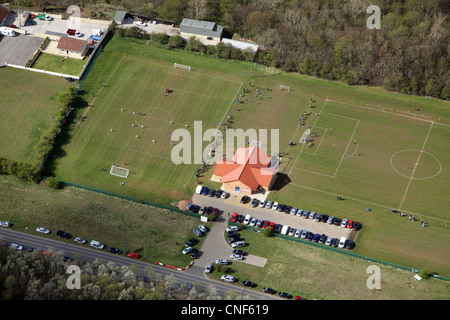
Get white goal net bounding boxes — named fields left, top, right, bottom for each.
left=174, top=63, right=191, bottom=72
left=279, top=85, right=290, bottom=91
left=110, top=165, right=129, bottom=178
left=299, top=129, right=311, bottom=144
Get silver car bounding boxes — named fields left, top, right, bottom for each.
left=265, top=201, right=273, bottom=209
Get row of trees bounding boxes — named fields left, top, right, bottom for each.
left=82, top=0, right=449, bottom=100
left=0, top=247, right=242, bottom=300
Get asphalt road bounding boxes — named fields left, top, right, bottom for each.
left=0, top=227, right=277, bottom=301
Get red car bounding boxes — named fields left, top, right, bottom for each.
left=262, top=220, right=270, bottom=228
left=269, top=222, right=275, bottom=230
left=128, top=252, right=139, bottom=259
left=347, top=220, right=353, bottom=228
left=295, top=296, right=307, bottom=300
left=8, top=24, right=18, bottom=29
left=230, top=212, right=238, bottom=222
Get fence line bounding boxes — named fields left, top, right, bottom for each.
left=4, top=62, right=79, bottom=79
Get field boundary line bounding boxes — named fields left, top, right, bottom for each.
left=398, top=122, right=434, bottom=210
left=333, top=119, right=360, bottom=178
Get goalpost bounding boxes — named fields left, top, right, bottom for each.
left=279, top=85, right=290, bottom=91
left=174, top=63, right=191, bottom=72
left=110, top=165, right=129, bottom=178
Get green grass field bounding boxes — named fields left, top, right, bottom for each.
left=0, top=67, right=70, bottom=163
left=32, top=52, right=88, bottom=76
left=44, top=34, right=449, bottom=277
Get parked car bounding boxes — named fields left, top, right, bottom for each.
left=302, top=210, right=310, bottom=218
left=327, top=216, right=335, bottom=224
left=263, top=287, right=276, bottom=295
left=230, top=253, right=243, bottom=260
left=205, top=206, right=214, bottom=215
left=294, top=228, right=302, bottom=238
left=326, top=236, right=333, bottom=246
left=208, top=189, right=216, bottom=197
left=108, top=247, right=122, bottom=254
left=74, top=237, right=86, bottom=244
left=296, top=209, right=304, bottom=217
left=231, top=241, right=245, bottom=248
left=221, top=275, right=235, bottom=283
left=240, top=195, right=250, bottom=204
left=290, top=207, right=297, bottom=215
left=347, top=220, right=353, bottom=229
left=278, top=292, right=291, bottom=299
left=306, top=232, right=314, bottom=241
left=321, top=214, right=329, bottom=223
left=301, top=229, right=308, bottom=239
left=338, top=237, right=347, bottom=248
left=232, top=249, right=247, bottom=256
left=185, top=238, right=199, bottom=247
left=334, top=218, right=342, bottom=226
left=214, top=190, right=222, bottom=198
left=288, top=227, right=296, bottom=236
left=274, top=224, right=283, bottom=233
left=182, top=246, right=193, bottom=255
left=191, top=248, right=199, bottom=259
left=215, top=259, right=228, bottom=265
left=205, top=264, right=213, bottom=273
left=319, top=234, right=327, bottom=243
left=309, top=211, right=316, bottom=219
left=220, top=191, right=229, bottom=199
left=90, top=240, right=104, bottom=250
left=226, top=226, right=238, bottom=232
left=272, top=202, right=279, bottom=210
left=242, top=281, right=256, bottom=287
left=312, top=233, right=320, bottom=242
left=128, top=252, right=139, bottom=259
left=237, top=215, right=244, bottom=223
left=352, top=221, right=362, bottom=230
left=277, top=204, right=285, bottom=212
left=201, top=187, right=209, bottom=195
left=36, top=227, right=50, bottom=234
left=198, top=225, right=207, bottom=233
left=262, top=220, right=270, bottom=228
left=57, top=230, right=71, bottom=239
left=230, top=212, right=238, bottom=222
left=259, top=200, right=266, bottom=208
left=227, top=231, right=239, bottom=238
left=250, top=198, right=258, bottom=207
left=249, top=217, right=257, bottom=226
left=265, top=201, right=273, bottom=209
left=331, top=238, right=340, bottom=247
left=0, top=221, right=11, bottom=228
left=256, top=219, right=264, bottom=228
left=243, top=214, right=251, bottom=225
left=315, top=213, right=322, bottom=222
left=344, top=240, right=355, bottom=250
left=193, top=228, right=203, bottom=237
left=341, top=219, right=348, bottom=228
left=136, top=21, right=148, bottom=26
left=228, top=236, right=241, bottom=244
left=10, top=243, right=23, bottom=251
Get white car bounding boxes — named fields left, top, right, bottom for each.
left=0, top=221, right=11, bottom=228
left=341, top=219, right=348, bottom=228
left=45, top=15, right=52, bottom=21
left=230, top=253, right=243, bottom=260
left=75, top=31, right=83, bottom=37
left=198, top=225, right=207, bottom=233
left=290, top=208, right=297, bottom=215
left=249, top=217, right=257, bottom=226
left=259, top=200, right=266, bottom=208
left=288, top=228, right=296, bottom=236
left=215, top=259, right=229, bottom=265
left=182, top=246, right=193, bottom=255
left=10, top=243, right=24, bottom=251
left=296, top=210, right=304, bottom=217
left=231, top=241, right=245, bottom=248
left=90, top=240, right=105, bottom=250
left=221, top=275, right=235, bottom=283
left=205, top=264, right=213, bottom=273
left=326, top=236, right=333, bottom=246
left=272, top=202, right=279, bottom=210
left=220, top=191, right=229, bottom=199
left=226, top=226, right=238, bottom=232
left=36, top=227, right=50, bottom=234
left=265, top=201, right=273, bottom=209
left=294, top=229, right=302, bottom=238
left=136, top=21, right=147, bottom=27
left=74, top=237, right=86, bottom=244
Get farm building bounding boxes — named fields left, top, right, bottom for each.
left=112, top=11, right=127, bottom=25
left=56, top=37, right=88, bottom=59
left=212, top=146, right=277, bottom=195
left=180, top=18, right=223, bottom=45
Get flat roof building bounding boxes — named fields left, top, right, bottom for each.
left=180, top=18, right=224, bottom=45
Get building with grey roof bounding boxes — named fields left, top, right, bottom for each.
left=180, top=18, right=224, bottom=45
left=221, top=38, right=259, bottom=53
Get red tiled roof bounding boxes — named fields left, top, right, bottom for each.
left=57, top=37, right=85, bottom=53
left=0, top=5, right=8, bottom=23
left=213, top=147, right=275, bottom=191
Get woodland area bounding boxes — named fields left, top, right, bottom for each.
left=7, top=0, right=450, bottom=99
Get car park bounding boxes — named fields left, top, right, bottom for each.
left=198, top=225, right=207, bottom=233
left=182, top=246, right=193, bottom=255
left=221, top=275, right=235, bottom=283
left=231, top=241, right=245, bottom=248
left=242, top=281, right=256, bottom=287
left=294, top=229, right=302, bottom=238
left=0, top=221, right=11, bottom=228
left=290, top=207, right=297, bottom=215
left=185, top=238, right=199, bottom=247
left=10, top=243, right=24, bottom=251
left=193, top=228, right=203, bottom=237
left=327, top=216, right=335, bottom=224
left=265, top=201, right=273, bottom=209
left=226, top=226, right=238, bottom=232
left=341, top=219, right=348, bottom=228
left=90, top=240, right=104, bottom=250
left=36, top=227, right=50, bottom=234
left=263, top=288, right=276, bottom=294
left=74, top=237, right=86, bottom=244
left=272, top=202, right=279, bottom=210
left=205, top=264, right=213, bottom=273
left=249, top=217, right=257, bottom=226
left=108, top=247, right=122, bottom=254
left=230, top=253, right=243, bottom=260
left=128, top=252, right=139, bottom=259
left=57, top=230, right=71, bottom=239
left=215, top=259, right=229, bottom=265
left=250, top=198, right=258, bottom=207
left=259, top=200, right=266, bottom=208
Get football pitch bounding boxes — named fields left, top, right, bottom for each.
left=47, top=35, right=449, bottom=275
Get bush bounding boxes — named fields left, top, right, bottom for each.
left=46, top=176, right=61, bottom=189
